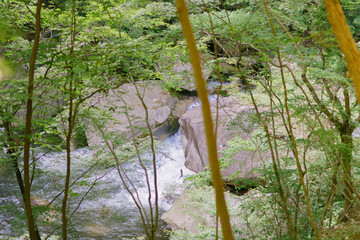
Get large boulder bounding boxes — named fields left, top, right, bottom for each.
left=161, top=186, right=243, bottom=234
left=161, top=187, right=216, bottom=233
left=83, top=223, right=111, bottom=236
left=179, top=97, right=266, bottom=180
left=85, top=81, right=192, bottom=151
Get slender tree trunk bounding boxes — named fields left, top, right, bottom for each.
left=339, top=128, right=354, bottom=214
left=61, top=117, right=73, bottom=240
left=175, top=1, right=234, bottom=239
left=61, top=0, right=76, bottom=238
left=3, top=120, right=25, bottom=200
left=261, top=0, right=319, bottom=238
left=135, top=86, right=159, bottom=239
left=4, top=120, right=41, bottom=237
left=23, top=0, right=42, bottom=239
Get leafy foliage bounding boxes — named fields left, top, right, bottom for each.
left=2, top=0, right=360, bottom=239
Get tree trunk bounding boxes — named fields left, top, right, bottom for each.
left=61, top=0, right=76, bottom=237
left=23, top=0, right=43, bottom=238
left=324, top=0, right=360, bottom=103
left=175, top=1, right=234, bottom=239
left=3, top=120, right=25, bottom=199
left=339, top=128, right=354, bottom=215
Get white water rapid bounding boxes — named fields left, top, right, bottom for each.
left=0, top=129, right=193, bottom=239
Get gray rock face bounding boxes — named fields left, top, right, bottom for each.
left=179, top=97, right=266, bottom=179
left=156, top=54, right=212, bottom=91
left=85, top=81, right=192, bottom=151
left=161, top=187, right=216, bottom=233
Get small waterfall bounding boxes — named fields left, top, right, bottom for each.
left=187, top=94, right=221, bottom=110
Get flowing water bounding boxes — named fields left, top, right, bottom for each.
left=0, top=130, right=193, bottom=239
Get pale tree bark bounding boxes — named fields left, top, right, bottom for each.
left=175, top=0, right=234, bottom=239
left=324, top=0, right=360, bottom=103
left=324, top=0, right=360, bottom=213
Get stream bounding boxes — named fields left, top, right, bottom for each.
left=0, top=129, right=193, bottom=239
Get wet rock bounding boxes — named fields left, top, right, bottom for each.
left=83, top=223, right=111, bottom=236
left=31, top=196, right=51, bottom=207
left=41, top=210, right=61, bottom=223
left=84, top=81, right=192, bottom=152
left=31, top=197, right=60, bottom=223
left=179, top=97, right=267, bottom=180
